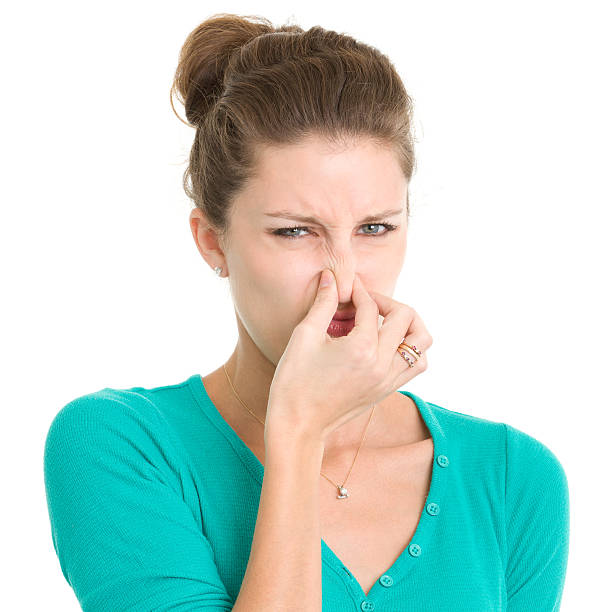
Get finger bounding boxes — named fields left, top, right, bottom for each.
left=369, top=290, right=421, bottom=343
left=348, top=273, right=379, bottom=340
left=391, top=348, right=429, bottom=390
left=367, top=288, right=398, bottom=320
left=368, top=289, right=417, bottom=346
left=394, top=326, right=429, bottom=370
left=301, top=269, right=339, bottom=334
left=370, top=294, right=429, bottom=368
left=392, top=323, right=432, bottom=386
left=378, top=305, right=418, bottom=370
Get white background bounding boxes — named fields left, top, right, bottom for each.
left=2, top=1, right=609, bottom=609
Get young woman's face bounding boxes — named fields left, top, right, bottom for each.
left=219, top=134, right=409, bottom=366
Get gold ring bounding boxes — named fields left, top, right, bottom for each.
left=397, top=346, right=417, bottom=367
left=399, top=343, right=421, bottom=361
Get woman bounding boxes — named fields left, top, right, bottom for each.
left=43, top=13, right=570, bottom=611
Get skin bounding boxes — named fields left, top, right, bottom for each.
left=189, top=133, right=416, bottom=456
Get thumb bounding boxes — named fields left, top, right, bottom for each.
left=319, top=268, right=335, bottom=290
left=304, top=269, right=338, bottom=331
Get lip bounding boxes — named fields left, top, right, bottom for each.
left=327, top=316, right=356, bottom=337
left=332, top=310, right=357, bottom=321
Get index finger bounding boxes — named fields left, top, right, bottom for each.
left=348, top=274, right=379, bottom=340
left=369, top=289, right=420, bottom=345
left=367, top=289, right=396, bottom=319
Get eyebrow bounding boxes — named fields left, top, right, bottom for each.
left=263, top=208, right=404, bottom=225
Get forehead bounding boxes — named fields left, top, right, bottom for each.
left=239, top=134, right=408, bottom=221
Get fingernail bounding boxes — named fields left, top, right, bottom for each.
left=320, top=269, right=332, bottom=288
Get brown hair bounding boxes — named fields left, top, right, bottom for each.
left=170, top=13, right=417, bottom=248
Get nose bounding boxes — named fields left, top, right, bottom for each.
left=321, top=238, right=362, bottom=306
left=328, top=266, right=358, bottom=308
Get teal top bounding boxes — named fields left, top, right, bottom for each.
left=43, top=374, right=570, bottom=611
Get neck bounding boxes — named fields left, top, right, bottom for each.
left=219, top=367, right=379, bottom=457
left=223, top=348, right=273, bottom=426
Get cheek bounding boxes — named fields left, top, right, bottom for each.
left=268, top=269, right=314, bottom=315
left=235, top=257, right=310, bottom=322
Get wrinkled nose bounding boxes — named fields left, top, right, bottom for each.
left=330, top=268, right=359, bottom=306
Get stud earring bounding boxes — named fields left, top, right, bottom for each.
left=214, top=266, right=223, bottom=277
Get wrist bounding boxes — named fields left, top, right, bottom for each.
left=264, top=407, right=325, bottom=453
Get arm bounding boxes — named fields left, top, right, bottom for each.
left=232, top=418, right=325, bottom=612
left=504, top=423, right=570, bottom=611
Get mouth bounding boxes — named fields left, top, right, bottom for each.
left=332, top=309, right=357, bottom=321
left=327, top=316, right=356, bottom=337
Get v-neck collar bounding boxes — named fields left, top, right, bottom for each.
left=187, top=372, right=451, bottom=601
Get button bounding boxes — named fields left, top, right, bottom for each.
left=379, top=574, right=394, bottom=587
left=426, top=502, right=440, bottom=515
left=436, top=454, right=449, bottom=467
left=360, top=601, right=375, bottom=611
left=408, top=543, right=422, bottom=557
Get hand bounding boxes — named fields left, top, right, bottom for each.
left=264, top=269, right=433, bottom=445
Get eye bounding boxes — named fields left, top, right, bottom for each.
left=272, top=226, right=311, bottom=239
left=360, top=223, right=398, bottom=236
left=272, top=223, right=398, bottom=240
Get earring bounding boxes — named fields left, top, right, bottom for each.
left=214, top=266, right=223, bottom=277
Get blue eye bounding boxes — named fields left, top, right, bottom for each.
left=272, top=223, right=398, bottom=240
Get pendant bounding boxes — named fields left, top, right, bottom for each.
left=336, top=485, right=349, bottom=499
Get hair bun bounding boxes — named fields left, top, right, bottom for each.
left=170, top=13, right=277, bottom=126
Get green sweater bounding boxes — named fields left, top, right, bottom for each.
left=43, top=373, right=570, bottom=611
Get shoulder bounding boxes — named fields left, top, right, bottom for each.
left=44, top=377, right=196, bottom=441
left=504, top=421, right=566, bottom=469
left=45, top=386, right=162, bottom=445
left=424, top=398, right=567, bottom=473
left=43, top=383, right=195, bottom=526
left=419, top=396, right=568, bottom=499
left=503, top=421, right=569, bottom=508
left=43, top=383, right=185, bottom=482
left=422, top=397, right=508, bottom=454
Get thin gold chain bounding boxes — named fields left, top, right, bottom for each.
left=222, top=362, right=376, bottom=494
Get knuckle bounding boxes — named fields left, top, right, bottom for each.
left=418, top=334, right=432, bottom=350
left=372, top=360, right=388, bottom=381
left=354, top=338, right=377, bottom=364
left=364, top=346, right=379, bottom=366
left=400, top=304, right=414, bottom=318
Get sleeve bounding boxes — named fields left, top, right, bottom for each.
left=504, top=423, right=570, bottom=611
left=43, top=394, right=234, bottom=612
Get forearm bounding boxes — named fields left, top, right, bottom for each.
left=232, top=425, right=325, bottom=612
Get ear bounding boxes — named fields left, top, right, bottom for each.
left=189, top=208, right=228, bottom=275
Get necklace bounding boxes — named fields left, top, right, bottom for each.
left=222, top=363, right=376, bottom=499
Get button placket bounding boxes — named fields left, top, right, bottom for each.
left=316, top=391, right=451, bottom=606
left=404, top=454, right=448, bottom=568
